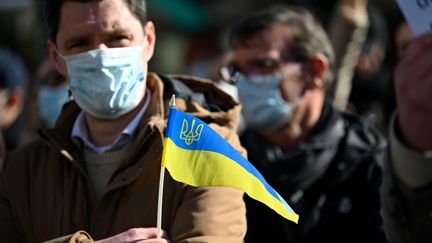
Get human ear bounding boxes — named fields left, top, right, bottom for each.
left=0, top=88, right=24, bottom=129
left=47, top=40, right=67, bottom=77
left=305, top=53, right=329, bottom=89
left=143, top=21, right=156, bottom=62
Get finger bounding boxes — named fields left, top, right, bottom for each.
left=159, top=229, right=169, bottom=239
left=94, top=228, right=169, bottom=243
left=415, top=62, right=432, bottom=88
left=395, top=39, right=432, bottom=79
left=398, top=33, right=432, bottom=67
left=138, top=239, right=170, bottom=243
left=119, top=228, right=158, bottom=241
left=139, top=227, right=169, bottom=239
left=136, top=228, right=158, bottom=239
left=130, top=228, right=169, bottom=240
left=395, top=42, right=432, bottom=90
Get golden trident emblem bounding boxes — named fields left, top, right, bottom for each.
left=180, top=118, right=204, bottom=145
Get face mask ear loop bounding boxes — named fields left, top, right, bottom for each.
left=55, top=48, right=66, bottom=61
left=53, top=49, right=71, bottom=81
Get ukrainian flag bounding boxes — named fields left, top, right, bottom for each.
left=162, top=107, right=299, bottom=223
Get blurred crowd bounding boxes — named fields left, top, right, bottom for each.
left=0, top=0, right=411, bottom=155
left=0, top=0, right=428, bottom=242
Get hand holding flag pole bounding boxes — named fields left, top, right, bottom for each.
left=157, top=94, right=299, bottom=238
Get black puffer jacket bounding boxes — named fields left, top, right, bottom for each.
left=242, top=100, right=387, bottom=243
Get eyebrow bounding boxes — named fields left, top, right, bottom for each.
left=64, top=35, right=91, bottom=47
left=106, top=28, right=130, bottom=36
left=62, top=28, right=131, bottom=47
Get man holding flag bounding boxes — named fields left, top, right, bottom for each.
left=0, top=0, right=248, bottom=242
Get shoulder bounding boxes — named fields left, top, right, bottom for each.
left=331, top=112, right=387, bottom=181
left=156, top=73, right=243, bottom=149
left=340, top=112, right=386, bottom=157
left=1, top=138, right=51, bottom=175
left=158, top=74, right=239, bottom=113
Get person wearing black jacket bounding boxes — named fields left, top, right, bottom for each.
left=226, top=5, right=387, bottom=242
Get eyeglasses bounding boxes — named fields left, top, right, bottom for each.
left=220, top=58, right=306, bottom=84
left=220, top=49, right=308, bottom=83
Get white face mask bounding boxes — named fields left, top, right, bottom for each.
left=59, top=45, right=147, bottom=119
left=236, top=73, right=295, bottom=132
left=37, top=84, right=69, bottom=127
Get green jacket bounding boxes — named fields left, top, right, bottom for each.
left=0, top=73, right=246, bottom=243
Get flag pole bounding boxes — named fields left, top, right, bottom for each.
left=157, top=94, right=176, bottom=238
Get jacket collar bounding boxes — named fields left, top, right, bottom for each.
left=38, top=72, right=242, bottom=171
left=37, top=73, right=167, bottom=169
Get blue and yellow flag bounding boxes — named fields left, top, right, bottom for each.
left=162, top=107, right=299, bottom=223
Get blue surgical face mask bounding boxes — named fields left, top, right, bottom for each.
left=37, top=84, right=69, bottom=127
left=236, top=73, right=295, bottom=132
left=59, top=45, right=147, bottom=119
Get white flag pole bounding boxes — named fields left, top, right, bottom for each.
left=157, top=94, right=176, bottom=238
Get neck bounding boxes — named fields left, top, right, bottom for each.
left=85, top=98, right=145, bottom=147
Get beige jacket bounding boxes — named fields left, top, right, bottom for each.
left=0, top=73, right=246, bottom=243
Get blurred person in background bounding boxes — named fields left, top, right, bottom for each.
left=226, top=5, right=387, bottom=242
left=0, top=47, right=30, bottom=158
left=379, top=26, right=432, bottom=243
left=346, top=2, right=390, bottom=128
left=32, top=57, right=69, bottom=128
left=381, top=32, right=432, bottom=243
left=0, top=0, right=46, bottom=75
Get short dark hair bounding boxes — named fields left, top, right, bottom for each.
left=229, top=5, right=335, bottom=82
left=43, top=0, right=147, bottom=43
